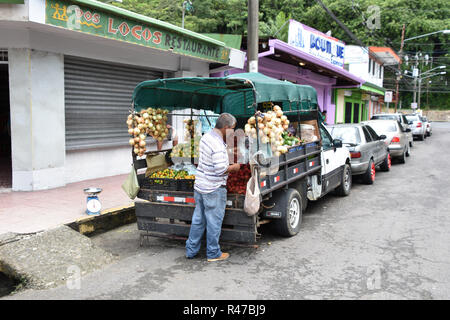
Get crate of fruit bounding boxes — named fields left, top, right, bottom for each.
left=141, top=177, right=179, bottom=191
left=142, top=169, right=195, bottom=191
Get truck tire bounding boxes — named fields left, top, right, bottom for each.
left=380, top=153, right=391, bottom=172
left=362, top=159, right=375, bottom=184
left=335, top=164, right=352, bottom=196
left=271, top=189, right=302, bottom=237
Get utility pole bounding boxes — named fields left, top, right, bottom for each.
left=247, top=0, right=259, bottom=72
left=394, top=24, right=405, bottom=113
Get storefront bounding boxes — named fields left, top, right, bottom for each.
left=0, top=0, right=239, bottom=191
left=211, top=20, right=364, bottom=124
left=334, top=46, right=399, bottom=123
left=334, top=82, right=385, bottom=123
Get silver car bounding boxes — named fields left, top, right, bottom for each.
left=363, top=120, right=411, bottom=164
left=370, top=113, right=414, bottom=148
left=328, top=123, right=390, bottom=184
left=405, top=114, right=427, bottom=141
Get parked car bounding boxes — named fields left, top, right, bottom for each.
left=328, top=123, right=390, bottom=184
left=420, top=116, right=432, bottom=137
left=370, top=113, right=413, bottom=147
left=362, top=120, right=410, bottom=164
left=405, top=114, right=427, bottom=141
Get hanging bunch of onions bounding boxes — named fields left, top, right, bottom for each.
left=183, top=119, right=199, bottom=140
left=244, top=105, right=290, bottom=157
left=126, top=107, right=169, bottom=157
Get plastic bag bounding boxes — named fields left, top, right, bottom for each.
left=145, top=153, right=169, bottom=177
left=121, top=165, right=140, bottom=200
left=170, top=162, right=197, bottom=175
left=244, top=166, right=261, bottom=216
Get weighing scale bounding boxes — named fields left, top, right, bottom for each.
left=83, top=187, right=103, bottom=215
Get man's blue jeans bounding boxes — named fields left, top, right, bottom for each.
left=185, top=187, right=227, bottom=259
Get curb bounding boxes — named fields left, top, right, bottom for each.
left=66, top=203, right=136, bottom=237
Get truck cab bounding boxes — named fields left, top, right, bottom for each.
left=305, top=123, right=351, bottom=201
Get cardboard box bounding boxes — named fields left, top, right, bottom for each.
left=300, top=119, right=320, bottom=144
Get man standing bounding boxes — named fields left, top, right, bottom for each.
left=185, top=113, right=240, bottom=262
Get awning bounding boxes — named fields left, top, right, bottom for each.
left=265, top=39, right=365, bottom=87
left=369, top=47, right=401, bottom=66
left=360, top=82, right=386, bottom=95
left=132, top=72, right=318, bottom=116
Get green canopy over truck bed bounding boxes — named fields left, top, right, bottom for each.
left=132, top=72, right=318, bottom=117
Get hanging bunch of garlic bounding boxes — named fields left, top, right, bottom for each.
left=244, top=105, right=290, bottom=157
left=126, top=107, right=169, bottom=157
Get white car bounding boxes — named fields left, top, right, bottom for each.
left=405, top=114, right=427, bottom=141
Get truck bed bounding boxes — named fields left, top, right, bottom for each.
left=133, top=141, right=322, bottom=244
left=136, top=188, right=258, bottom=243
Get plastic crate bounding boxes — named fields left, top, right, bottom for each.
left=177, top=179, right=195, bottom=192
left=305, top=141, right=320, bottom=154
left=285, top=145, right=306, bottom=161
left=259, top=169, right=285, bottom=193
left=306, top=156, right=320, bottom=170
left=287, top=162, right=306, bottom=179
left=141, top=177, right=179, bottom=191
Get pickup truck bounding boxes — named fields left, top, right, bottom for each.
left=130, top=73, right=352, bottom=244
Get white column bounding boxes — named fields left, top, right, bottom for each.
left=9, top=48, right=65, bottom=191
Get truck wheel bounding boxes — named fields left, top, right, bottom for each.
left=335, top=164, right=352, bottom=196
left=362, top=159, right=375, bottom=184
left=380, top=153, right=391, bottom=172
left=271, top=189, right=302, bottom=237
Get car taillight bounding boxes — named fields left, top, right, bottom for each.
left=417, top=122, right=422, bottom=128
left=350, top=152, right=361, bottom=158
left=391, top=136, right=400, bottom=143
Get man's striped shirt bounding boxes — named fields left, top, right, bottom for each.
left=194, top=130, right=229, bottom=194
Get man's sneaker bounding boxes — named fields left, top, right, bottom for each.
left=207, top=252, right=230, bottom=262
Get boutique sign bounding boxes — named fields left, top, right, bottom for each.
left=288, top=19, right=345, bottom=68
left=45, top=0, right=230, bottom=64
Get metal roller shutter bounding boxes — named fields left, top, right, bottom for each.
left=64, top=56, right=163, bottom=150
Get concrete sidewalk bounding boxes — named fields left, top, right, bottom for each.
left=0, top=174, right=134, bottom=236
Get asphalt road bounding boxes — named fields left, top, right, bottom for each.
left=5, top=122, right=450, bottom=300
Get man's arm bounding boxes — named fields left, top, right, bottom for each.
left=227, top=163, right=240, bottom=173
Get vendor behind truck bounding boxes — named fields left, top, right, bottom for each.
left=185, top=113, right=241, bottom=262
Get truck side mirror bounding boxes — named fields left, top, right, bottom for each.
left=333, top=139, right=342, bottom=148
left=405, top=128, right=411, bottom=132
left=379, top=135, right=387, bottom=140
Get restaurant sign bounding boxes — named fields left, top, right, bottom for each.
left=45, top=0, right=230, bottom=64
left=288, top=19, right=345, bottom=68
